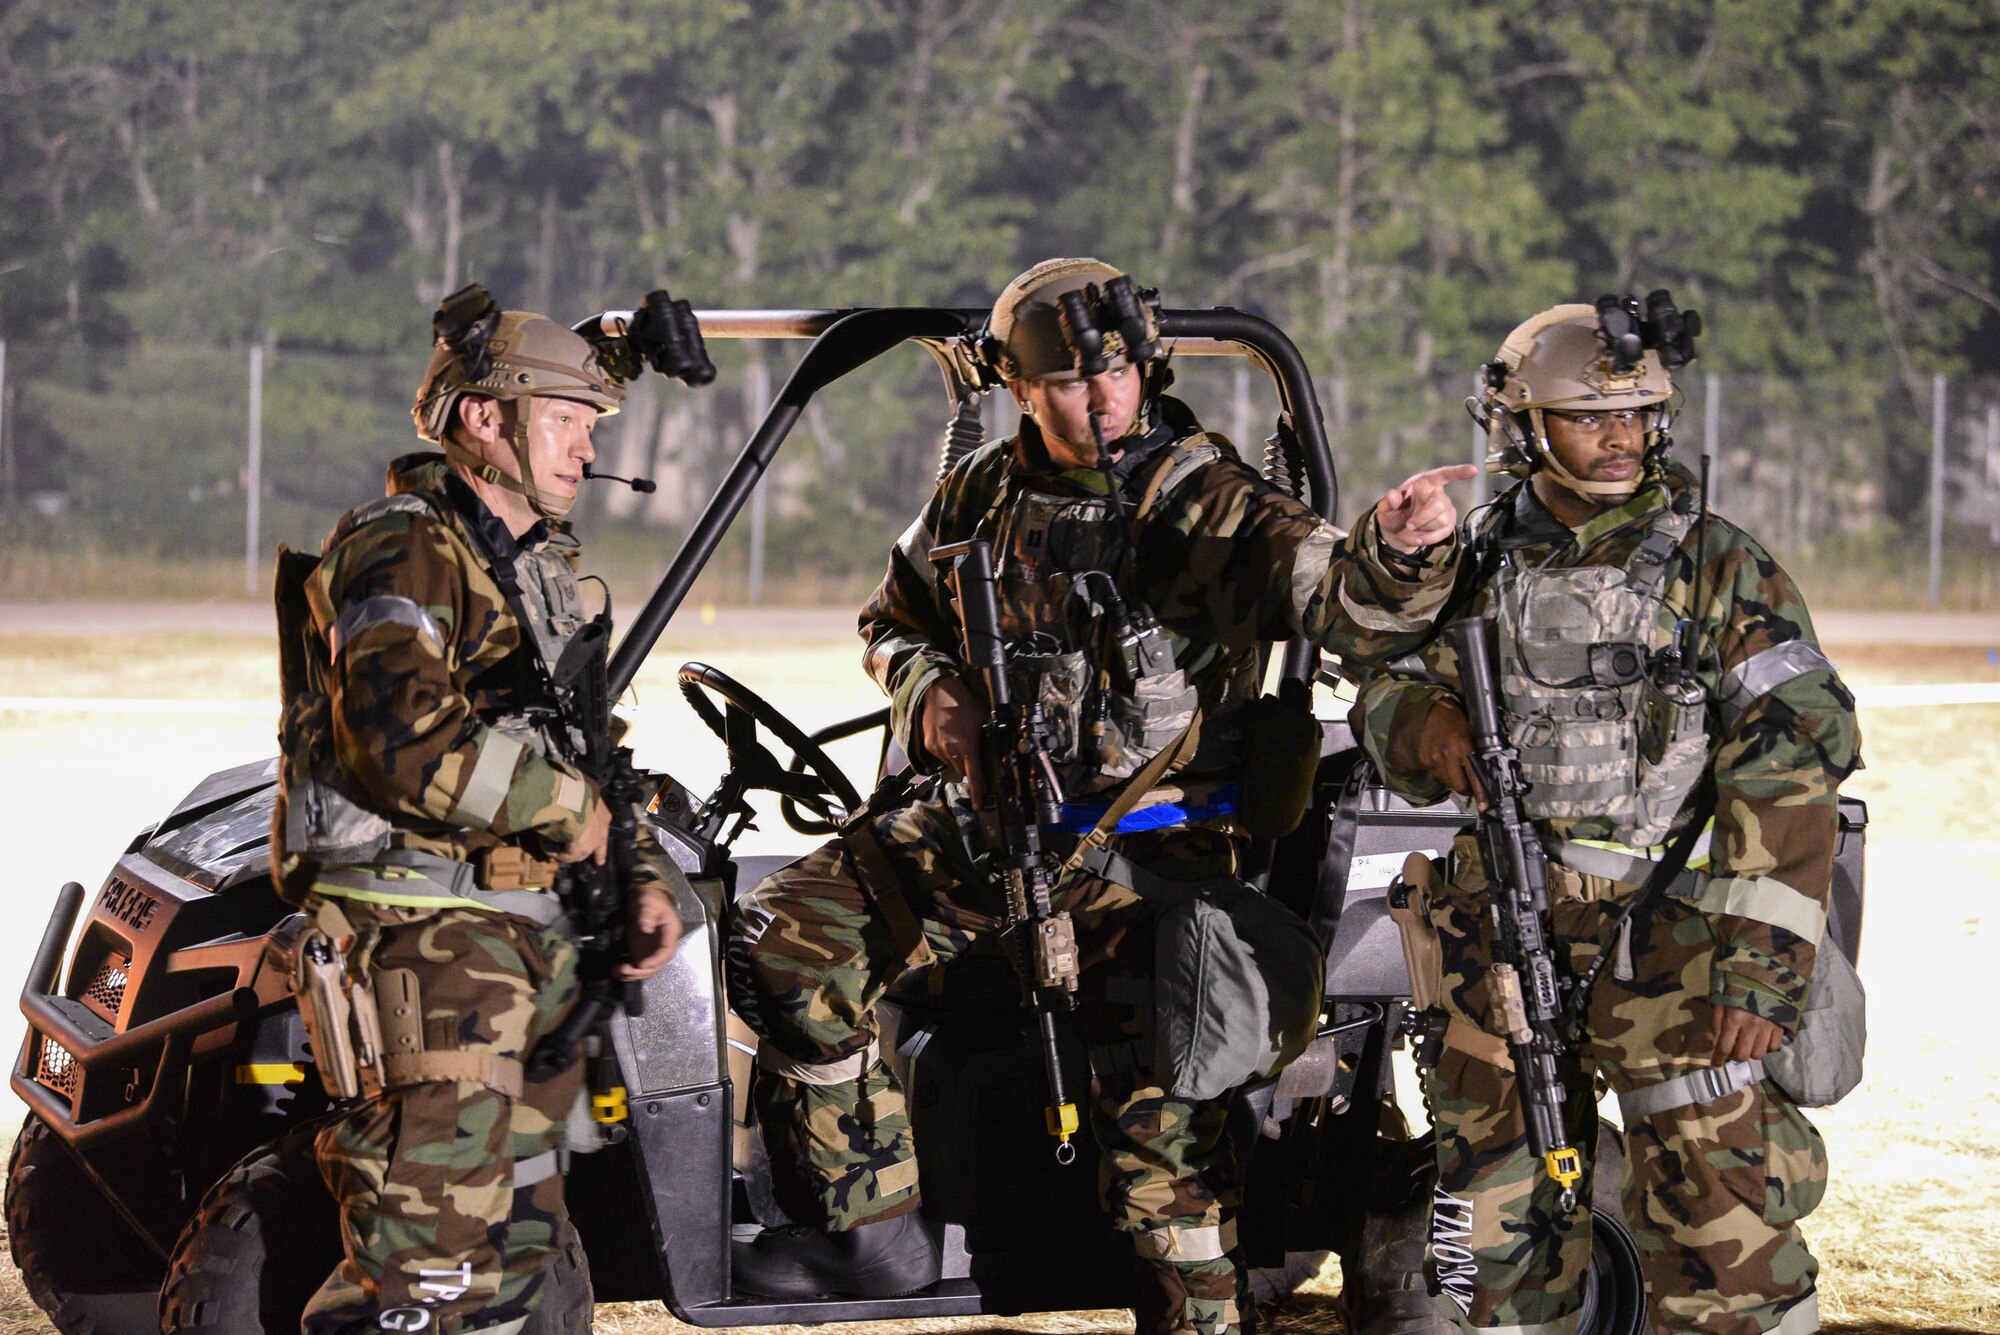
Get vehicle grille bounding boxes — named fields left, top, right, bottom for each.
left=35, top=1037, right=78, bottom=1100
left=81, top=954, right=130, bottom=1022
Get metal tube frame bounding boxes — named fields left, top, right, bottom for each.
left=605, top=307, right=1338, bottom=695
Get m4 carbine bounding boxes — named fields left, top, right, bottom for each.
left=1449, top=614, right=1584, bottom=1212
left=930, top=538, right=1083, bottom=1163
left=527, top=612, right=650, bottom=1128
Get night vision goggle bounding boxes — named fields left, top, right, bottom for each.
left=1593, top=289, right=1701, bottom=374
left=1056, top=275, right=1164, bottom=378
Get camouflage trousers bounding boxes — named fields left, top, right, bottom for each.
left=1422, top=835, right=1825, bottom=1335
left=728, top=789, right=1245, bottom=1335
left=300, top=900, right=583, bottom=1335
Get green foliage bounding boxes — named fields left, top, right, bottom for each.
left=1, top=0, right=1997, bottom=597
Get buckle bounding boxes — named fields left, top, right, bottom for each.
left=481, top=845, right=559, bottom=891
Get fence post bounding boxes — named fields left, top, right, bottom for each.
left=1470, top=373, right=1489, bottom=508
left=1703, top=371, right=1721, bottom=510
left=1930, top=372, right=1946, bottom=606
left=1233, top=362, right=1251, bottom=455
left=0, top=339, right=11, bottom=508
left=246, top=344, right=264, bottom=597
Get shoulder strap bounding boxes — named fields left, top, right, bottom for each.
left=1132, top=432, right=1227, bottom=525
left=1057, top=713, right=1203, bottom=882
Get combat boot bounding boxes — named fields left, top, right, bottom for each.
left=730, top=1211, right=942, bottom=1299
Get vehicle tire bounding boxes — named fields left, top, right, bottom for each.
left=1245, top=1249, right=1331, bottom=1306
left=6, top=1114, right=169, bottom=1335
left=1339, top=1127, right=1649, bottom=1335
left=159, top=1121, right=593, bottom=1334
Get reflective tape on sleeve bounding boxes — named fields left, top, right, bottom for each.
left=1289, top=523, right=1340, bottom=624
left=331, top=595, right=443, bottom=660
left=895, top=517, right=938, bottom=587
left=454, top=733, right=525, bottom=827
left=1133, top=1218, right=1237, bottom=1263
left=1719, top=641, right=1836, bottom=729
left=1696, top=874, right=1827, bottom=945
left=756, top=1037, right=880, bottom=1087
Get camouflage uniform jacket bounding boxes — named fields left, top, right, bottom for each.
left=1353, top=460, right=1862, bottom=1031
left=274, top=452, right=606, bottom=905
left=861, top=398, right=1459, bottom=800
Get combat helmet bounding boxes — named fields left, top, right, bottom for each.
left=982, top=258, right=1164, bottom=383
left=1472, top=304, right=1674, bottom=500
left=412, top=284, right=625, bottom=519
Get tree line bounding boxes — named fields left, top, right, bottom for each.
left=2, top=0, right=1996, bottom=585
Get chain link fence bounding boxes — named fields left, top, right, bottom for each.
left=2, top=337, right=1995, bottom=609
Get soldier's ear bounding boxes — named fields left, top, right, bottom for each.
left=454, top=394, right=500, bottom=445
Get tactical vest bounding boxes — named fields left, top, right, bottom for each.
left=1487, top=506, right=1708, bottom=846
left=273, top=489, right=588, bottom=908
left=981, top=433, right=1243, bottom=796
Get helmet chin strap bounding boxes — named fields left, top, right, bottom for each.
left=441, top=400, right=575, bottom=520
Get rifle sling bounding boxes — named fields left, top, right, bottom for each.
left=1057, top=713, right=1202, bottom=883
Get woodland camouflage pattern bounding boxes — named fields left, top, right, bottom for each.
left=863, top=399, right=1459, bottom=794
left=733, top=403, right=1457, bottom=1335
left=275, top=452, right=602, bottom=900
left=1355, top=460, right=1860, bottom=1335
left=277, top=452, right=675, bottom=1332
left=305, top=904, right=582, bottom=1335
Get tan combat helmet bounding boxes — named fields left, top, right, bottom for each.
left=412, top=291, right=625, bottom=519
left=1474, top=304, right=1672, bottom=500
left=985, top=257, right=1161, bottom=382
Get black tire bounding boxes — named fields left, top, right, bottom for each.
left=1340, top=1129, right=1649, bottom=1335
left=5, top=1114, right=168, bottom=1335
left=159, top=1121, right=592, bottom=1334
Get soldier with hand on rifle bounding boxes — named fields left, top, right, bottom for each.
left=727, top=257, right=1473, bottom=1334
left=271, top=285, right=704, bottom=1335
left=1357, top=298, right=1861, bottom=1335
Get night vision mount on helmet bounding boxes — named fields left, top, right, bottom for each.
left=1469, top=289, right=1701, bottom=500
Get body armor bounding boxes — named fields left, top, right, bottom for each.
left=981, top=436, right=1241, bottom=797
left=1488, top=507, right=1707, bottom=845
left=274, top=486, right=589, bottom=905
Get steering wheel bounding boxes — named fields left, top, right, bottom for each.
left=677, top=662, right=865, bottom=841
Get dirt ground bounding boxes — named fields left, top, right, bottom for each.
left=0, top=604, right=1995, bottom=1333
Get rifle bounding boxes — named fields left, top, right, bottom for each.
left=1449, top=614, right=1584, bottom=1212
left=929, top=538, right=1084, bottom=1164
left=525, top=611, right=650, bottom=1128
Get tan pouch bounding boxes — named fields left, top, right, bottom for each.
left=1386, top=851, right=1445, bottom=1013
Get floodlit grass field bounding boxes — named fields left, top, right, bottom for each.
left=0, top=608, right=1994, bottom=1333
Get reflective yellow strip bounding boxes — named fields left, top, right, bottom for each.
left=236, top=1063, right=307, bottom=1085
left=315, top=886, right=501, bottom=911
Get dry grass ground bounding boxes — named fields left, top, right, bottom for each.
left=0, top=611, right=1993, bottom=1333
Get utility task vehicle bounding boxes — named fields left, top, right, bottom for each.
left=8, top=307, right=1868, bottom=1335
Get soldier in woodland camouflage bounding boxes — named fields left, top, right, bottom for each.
left=1354, top=304, right=1861, bottom=1335
left=727, top=258, right=1475, bottom=1333
left=271, top=299, right=684, bottom=1335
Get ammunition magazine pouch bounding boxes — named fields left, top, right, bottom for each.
left=1074, top=844, right=1324, bottom=1102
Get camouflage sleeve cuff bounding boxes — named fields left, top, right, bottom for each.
left=892, top=659, right=956, bottom=773
left=1709, top=968, right=1803, bottom=1035
left=1353, top=676, right=1455, bottom=803
left=1358, top=506, right=1460, bottom=592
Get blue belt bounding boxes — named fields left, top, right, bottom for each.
left=1044, top=784, right=1241, bottom=836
